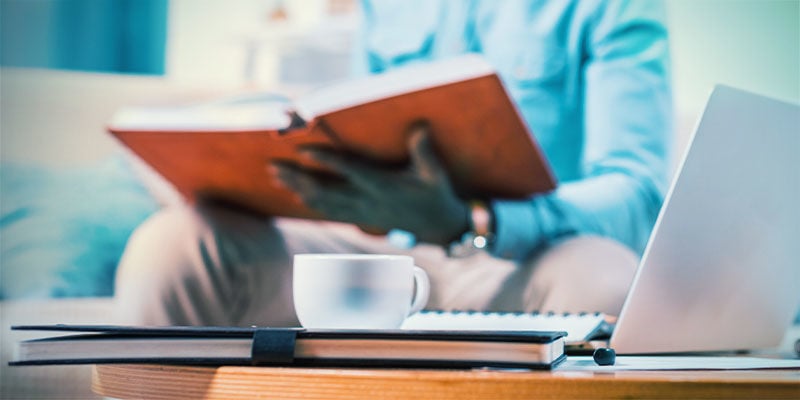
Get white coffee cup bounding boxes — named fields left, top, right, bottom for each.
left=293, top=254, right=430, bottom=329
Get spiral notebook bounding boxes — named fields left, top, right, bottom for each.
left=401, top=311, right=612, bottom=347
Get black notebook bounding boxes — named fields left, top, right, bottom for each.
left=10, top=325, right=566, bottom=370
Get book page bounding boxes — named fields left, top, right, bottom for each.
left=294, top=54, right=495, bottom=120
left=109, top=95, right=292, bottom=131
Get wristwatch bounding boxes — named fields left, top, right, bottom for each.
left=448, top=200, right=495, bottom=258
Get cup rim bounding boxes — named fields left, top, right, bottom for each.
left=294, top=253, right=412, bottom=262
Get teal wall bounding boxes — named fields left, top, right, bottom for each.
left=0, top=0, right=168, bottom=75
left=667, top=0, right=800, bottom=112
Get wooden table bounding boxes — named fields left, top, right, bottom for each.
left=93, top=364, right=800, bottom=400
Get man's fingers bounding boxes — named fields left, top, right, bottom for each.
left=408, top=124, right=445, bottom=182
left=300, top=148, right=381, bottom=191
left=305, top=188, right=363, bottom=222
left=272, top=162, right=318, bottom=200
left=274, top=162, right=364, bottom=221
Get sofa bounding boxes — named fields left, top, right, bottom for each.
left=0, top=69, right=207, bottom=399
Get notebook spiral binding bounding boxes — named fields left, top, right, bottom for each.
left=404, top=309, right=611, bottom=347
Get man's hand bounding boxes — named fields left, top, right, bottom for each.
left=273, top=124, right=469, bottom=246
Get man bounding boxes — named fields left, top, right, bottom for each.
left=115, top=0, right=672, bottom=326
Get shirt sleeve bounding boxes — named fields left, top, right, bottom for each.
left=491, top=0, right=673, bottom=261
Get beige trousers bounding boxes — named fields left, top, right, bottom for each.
left=114, top=206, right=639, bottom=326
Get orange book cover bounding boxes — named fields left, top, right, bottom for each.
left=108, top=55, right=556, bottom=219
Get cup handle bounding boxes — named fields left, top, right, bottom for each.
left=409, top=266, right=430, bottom=316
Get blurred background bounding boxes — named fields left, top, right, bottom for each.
left=2, top=0, right=797, bottom=114
left=1, top=3, right=799, bottom=396
left=1, top=0, right=799, bottom=300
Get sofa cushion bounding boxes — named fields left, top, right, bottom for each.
left=0, top=155, right=158, bottom=299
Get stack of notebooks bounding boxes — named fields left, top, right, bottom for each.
left=10, top=311, right=609, bottom=370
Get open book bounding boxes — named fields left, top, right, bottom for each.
left=11, top=325, right=566, bottom=369
left=108, top=55, right=556, bottom=218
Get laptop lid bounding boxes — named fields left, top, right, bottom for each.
left=610, top=85, right=800, bottom=354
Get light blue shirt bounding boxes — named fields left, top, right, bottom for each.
left=355, top=0, right=673, bottom=260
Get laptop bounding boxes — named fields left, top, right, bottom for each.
left=610, top=85, right=800, bottom=354
left=405, top=85, right=800, bottom=354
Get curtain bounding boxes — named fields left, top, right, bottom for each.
left=1, top=0, right=168, bottom=75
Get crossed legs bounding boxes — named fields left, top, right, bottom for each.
left=114, top=206, right=638, bottom=326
